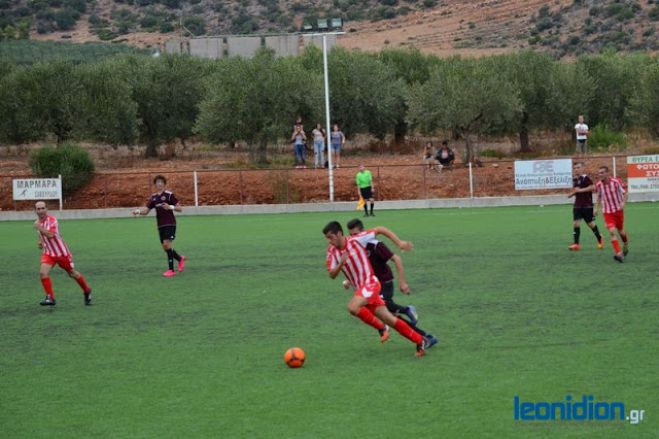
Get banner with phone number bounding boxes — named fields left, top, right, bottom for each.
left=626, top=155, right=659, bottom=193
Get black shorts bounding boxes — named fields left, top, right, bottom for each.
left=379, top=280, right=394, bottom=302
left=159, top=225, right=177, bottom=243
left=573, top=207, right=594, bottom=223
left=359, top=186, right=373, bottom=200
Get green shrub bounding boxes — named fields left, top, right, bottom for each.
left=588, top=124, right=626, bottom=151
left=29, top=143, right=95, bottom=195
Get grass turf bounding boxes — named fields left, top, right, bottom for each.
left=0, top=204, right=657, bottom=438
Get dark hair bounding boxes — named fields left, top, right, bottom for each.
left=322, top=221, right=343, bottom=235
left=442, top=140, right=448, bottom=146
left=153, top=175, right=167, bottom=185
left=346, top=218, right=364, bottom=231
left=599, top=166, right=609, bottom=172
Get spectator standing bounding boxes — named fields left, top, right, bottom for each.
left=575, top=115, right=589, bottom=155
left=330, top=124, right=345, bottom=168
left=291, top=125, right=307, bottom=168
left=312, top=123, right=326, bottom=169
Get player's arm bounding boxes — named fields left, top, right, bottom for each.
left=328, top=252, right=348, bottom=279
left=372, top=226, right=413, bottom=252
left=160, top=202, right=182, bottom=213
left=390, top=254, right=410, bottom=294
left=34, top=220, right=55, bottom=238
left=132, top=207, right=151, bottom=216
left=594, top=189, right=601, bottom=216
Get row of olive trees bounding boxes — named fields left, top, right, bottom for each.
left=0, top=48, right=657, bottom=162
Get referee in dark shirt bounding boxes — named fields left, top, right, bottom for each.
left=568, top=162, right=603, bottom=251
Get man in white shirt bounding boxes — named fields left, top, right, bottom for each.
left=574, top=115, right=589, bottom=155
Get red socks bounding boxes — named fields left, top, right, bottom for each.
left=75, top=275, right=91, bottom=294
left=355, top=307, right=385, bottom=331
left=41, top=277, right=55, bottom=299
left=621, top=233, right=628, bottom=244
left=612, top=239, right=621, bottom=254
left=394, top=318, right=424, bottom=345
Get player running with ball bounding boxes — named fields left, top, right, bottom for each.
left=132, top=175, right=186, bottom=277
left=324, top=221, right=432, bottom=357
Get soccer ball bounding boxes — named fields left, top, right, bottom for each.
left=284, top=347, right=305, bottom=368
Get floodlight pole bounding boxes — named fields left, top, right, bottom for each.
left=322, top=34, right=334, bottom=202
left=304, top=30, right=344, bottom=202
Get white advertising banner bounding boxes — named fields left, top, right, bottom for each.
left=12, top=176, right=63, bottom=209
left=514, top=159, right=573, bottom=190
left=626, top=155, right=659, bottom=193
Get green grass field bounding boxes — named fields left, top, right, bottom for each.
left=1, top=204, right=658, bottom=438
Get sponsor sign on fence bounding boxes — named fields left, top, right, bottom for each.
left=626, top=155, right=659, bottom=193
left=12, top=176, right=63, bottom=210
left=514, top=159, right=573, bottom=190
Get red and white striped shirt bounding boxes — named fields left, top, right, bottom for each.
left=326, top=230, right=377, bottom=288
left=596, top=177, right=626, bottom=214
left=38, top=215, right=71, bottom=258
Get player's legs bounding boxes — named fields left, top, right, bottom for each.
left=570, top=215, right=582, bottom=249
left=373, top=305, right=423, bottom=345
left=39, top=262, right=56, bottom=302
left=347, top=295, right=385, bottom=332
left=66, top=269, right=91, bottom=293
left=586, top=220, right=603, bottom=248
left=160, top=226, right=182, bottom=275
left=605, top=212, right=624, bottom=260
left=368, top=196, right=374, bottom=216
left=616, top=212, right=628, bottom=255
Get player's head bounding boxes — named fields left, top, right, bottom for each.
left=358, top=164, right=365, bottom=171
left=35, top=201, right=48, bottom=218
left=574, top=161, right=584, bottom=173
left=323, top=221, right=345, bottom=247
left=153, top=175, right=167, bottom=190
left=346, top=218, right=364, bottom=236
left=597, top=166, right=610, bottom=181
left=578, top=115, right=585, bottom=123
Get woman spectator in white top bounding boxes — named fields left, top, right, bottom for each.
left=312, top=123, right=326, bottom=169
left=330, top=124, right=345, bottom=169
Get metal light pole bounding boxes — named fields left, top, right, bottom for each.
left=304, top=29, right=344, bottom=202
left=322, top=34, right=334, bottom=202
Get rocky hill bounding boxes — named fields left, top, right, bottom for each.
left=0, top=0, right=657, bottom=56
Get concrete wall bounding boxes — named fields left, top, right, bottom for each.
left=302, top=34, right=336, bottom=50
left=189, top=38, right=223, bottom=59
left=265, top=35, right=300, bottom=57
left=226, top=36, right=262, bottom=58
left=164, top=39, right=185, bottom=55
left=2, top=193, right=657, bottom=221
left=164, top=35, right=337, bottom=59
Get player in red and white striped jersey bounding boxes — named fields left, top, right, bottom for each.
left=594, top=166, right=629, bottom=263
left=324, top=221, right=429, bottom=357
left=34, top=201, right=92, bottom=306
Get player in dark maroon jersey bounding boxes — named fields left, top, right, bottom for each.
left=347, top=218, right=438, bottom=348
left=132, top=175, right=186, bottom=277
left=567, top=162, right=603, bottom=251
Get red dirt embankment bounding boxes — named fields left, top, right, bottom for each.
left=0, top=149, right=628, bottom=211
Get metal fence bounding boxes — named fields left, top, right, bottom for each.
left=0, top=155, right=629, bottom=211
